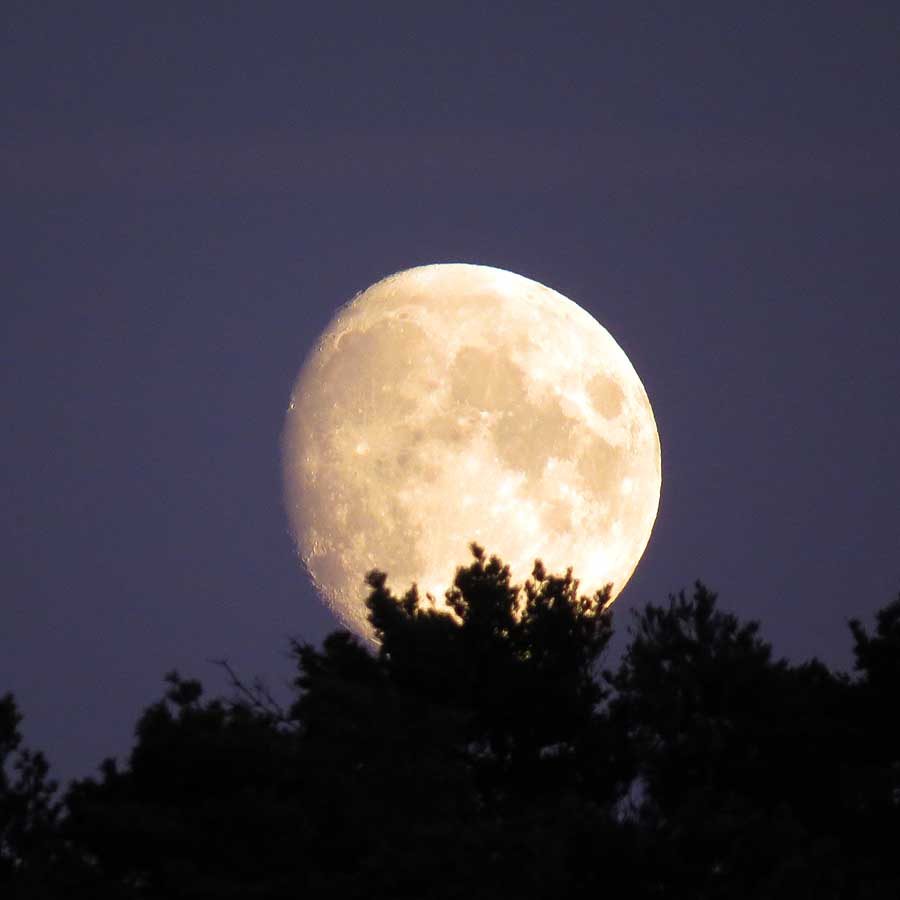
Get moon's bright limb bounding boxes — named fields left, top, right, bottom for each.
left=282, top=264, right=661, bottom=639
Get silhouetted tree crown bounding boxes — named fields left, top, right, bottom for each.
left=2, top=548, right=899, bottom=898
left=364, top=545, right=612, bottom=787
left=0, top=693, right=58, bottom=896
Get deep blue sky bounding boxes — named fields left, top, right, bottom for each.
left=3, top=3, right=899, bottom=783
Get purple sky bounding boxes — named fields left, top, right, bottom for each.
left=3, top=4, right=899, bottom=783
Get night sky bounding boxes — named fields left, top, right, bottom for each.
left=3, top=4, right=899, bottom=784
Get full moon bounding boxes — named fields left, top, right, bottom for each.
left=282, top=264, right=661, bottom=639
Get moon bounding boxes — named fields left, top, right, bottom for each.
left=282, top=263, right=661, bottom=639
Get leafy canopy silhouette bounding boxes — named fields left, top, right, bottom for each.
left=2, top=549, right=899, bottom=899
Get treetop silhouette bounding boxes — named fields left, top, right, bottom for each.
left=2, top=548, right=899, bottom=898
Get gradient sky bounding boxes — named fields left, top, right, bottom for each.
left=3, top=3, right=899, bottom=783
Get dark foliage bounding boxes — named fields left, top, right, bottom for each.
left=0, top=693, right=60, bottom=898
left=3, top=550, right=899, bottom=898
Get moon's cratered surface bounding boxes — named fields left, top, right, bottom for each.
left=282, top=264, right=661, bottom=639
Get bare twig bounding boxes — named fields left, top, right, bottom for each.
left=209, top=658, right=293, bottom=727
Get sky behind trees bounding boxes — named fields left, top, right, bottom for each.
left=2, top=3, right=899, bottom=782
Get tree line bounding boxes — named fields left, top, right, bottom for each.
left=2, top=545, right=899, bottom=898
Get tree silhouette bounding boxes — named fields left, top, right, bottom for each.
left=63, top=671, right=303, bottom=898
left=609, top=584, right=869, bottom=896
left=847, top=596, right=900, bottom=891
left=1, top=551, right=899, bottom=898
left=365, top=546, right=614, bottom=804
left=0, top=693, right=59, bottom=898
left=55, top=546, right=630, bottom=898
